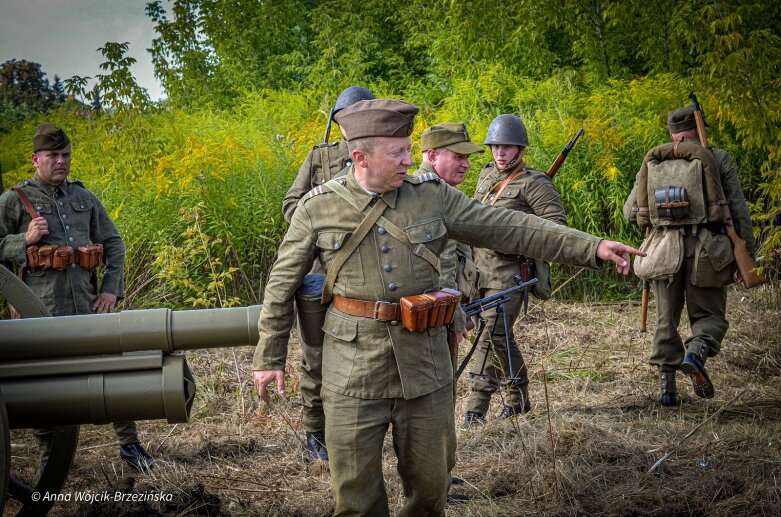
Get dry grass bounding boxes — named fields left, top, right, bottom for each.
left=6, top=284, right=781, bottom=516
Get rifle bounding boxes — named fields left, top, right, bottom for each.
left=454, top=276, right=538, bottom=381
left=546, top=128, right=584, bottom=178
left=640, top=280, right=649, bottom=332
left=689, top=92, right=765, bottom=288
left=322, top=107, right=335, bottom=143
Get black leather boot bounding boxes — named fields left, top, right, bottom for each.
left=306, top=430, right=329, bottom=461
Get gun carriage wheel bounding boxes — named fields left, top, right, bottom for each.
left=0, top=265, right=80, bottom=516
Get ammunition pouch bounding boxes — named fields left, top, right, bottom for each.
left=25, top=244, right=103, bottom=272
left=654, top=186, right=690, bottom=220
left=400, top=288, right=461, bottom=333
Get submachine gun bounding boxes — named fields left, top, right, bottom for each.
left=0, top=264, right=262, bottom=516
left=455, top=276, right=538, bottom=382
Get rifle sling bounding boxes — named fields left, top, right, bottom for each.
left=481, top=167, right=526, bottom=206
left=318, top=144, right=332, bottom=182
left=11, top=187, right=41, bottom=219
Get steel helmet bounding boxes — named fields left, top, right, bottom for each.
left=334, top=86, right=376, bottom=113
left=484, top=114, right=528, bottom=147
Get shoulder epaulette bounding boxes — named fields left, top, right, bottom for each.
left=306, top=185, right=329, bottom=200
left=405, top=173, right=440, bottom=185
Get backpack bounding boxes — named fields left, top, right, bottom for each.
left=632, top=140, right=727, bottom=228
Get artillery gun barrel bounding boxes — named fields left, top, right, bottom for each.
left=0, top=305, right=262, bottom=361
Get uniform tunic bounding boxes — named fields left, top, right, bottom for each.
left=0, top=173, right=137, bottom=446
left=0, top=174, right=125, bottom=314
left=281, top=139, right=351, bottom=432
left=254, top=167, right=600, bottom=515
left=624, top=147, right=755, bottom=372
left=467, top=162, right=567, bottom=414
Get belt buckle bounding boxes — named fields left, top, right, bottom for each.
left=373, top=301, right=391, bottom=320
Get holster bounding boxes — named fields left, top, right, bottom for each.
left=519, top=257, right=535, bottom=282
left=400, top=288, right=462, bottom=333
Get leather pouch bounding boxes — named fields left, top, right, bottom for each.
left=37, top=245, right=58, bottom=270
left=423, top=288, right=462, bottom=328
left=53, top=246, right=75, bottom=270
left=400, top=294, right=433, bottom=332
left=78, top=244, right=103, bottom=269
left=26, top=245, right=40, bottom=271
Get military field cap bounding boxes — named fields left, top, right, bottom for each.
left=333, top=99, right=418, bottom=139
left=33, top=123, right=70, bottom=152
left=421, top=123, right=485, bottom=155
left=667, top=106, right=707, bottom=133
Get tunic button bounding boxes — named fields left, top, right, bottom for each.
left=59, top=202, right=64, bottom=207
left=380, top=244, right=390, bottom=253
left=334, top=242, right=341, bottom=250
left=36, top=206, right=42, bottom=211
left=378, top=227, right=386, bottom=235
left=388, top=283, right=398, bottom=291
left=384, top=264, right=393, bottom=272
left=426, top=232, right=432, bottom=240
left=68, top=237, right=74, bottom=242
left=65, top=225, right=70, bottom=230
left=80, top=205, right=85, bottom=209
left=61, top=214, right=67, bottom=219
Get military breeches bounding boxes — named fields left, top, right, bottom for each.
left=322, top=384, right=455, bottom=517
left=466, top=288, right=528, bottom=415
left=651, top=254, right=728, bottom=372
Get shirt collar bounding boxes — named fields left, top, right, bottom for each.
left=346, top=167, right=398, bottom=209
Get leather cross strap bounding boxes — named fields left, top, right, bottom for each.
left=333, top=295, right=402, bottom=321
left=481, top=167, right=526, bottom=206
left=11, top=187, right=41, bottom=219
left=322, top=196, right=389, bottom=304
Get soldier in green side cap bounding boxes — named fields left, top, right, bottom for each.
left=252, top=99, right=643, bottom=516
left=0, top=123, right=156, bottom=472
left=623, top=104, right=755, bottom=407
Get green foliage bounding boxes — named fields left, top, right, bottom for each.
left=1, top=0, right=779, bottom=305
left=0, top=59, right=67, bottom=132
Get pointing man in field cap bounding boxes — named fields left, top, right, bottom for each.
left=0, top=123, right=156, bottom=472
left=253, top=99, right=644, bottom=515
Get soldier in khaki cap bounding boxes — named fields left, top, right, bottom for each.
left=623, top=105, right=755, bottom=407
left=252, top=99, right=643, bottom=516
left=281, top=86, right=375, bottom=462
left=0, top=123, right=156, bottom=471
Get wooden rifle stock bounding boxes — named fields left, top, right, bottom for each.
left=689, top=92, right=765, bottom=289
left=640, top=280, right=649, bottom=333
left=546, top=128, right=584, bottom=178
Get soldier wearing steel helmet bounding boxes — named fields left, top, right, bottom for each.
left=253, top=99, right=643, bottom=515
left=463, top=114, right=568, bottom=427
left=282, top=86, right=375, bottom=462
left=282, top=86, right=376, bottom=223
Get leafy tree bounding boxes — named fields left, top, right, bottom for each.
left=0, top=59, right=63, bottom=130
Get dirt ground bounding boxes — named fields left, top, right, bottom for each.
left=5, top=284, right=781, bottom=516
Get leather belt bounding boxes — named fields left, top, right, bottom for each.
left=332, top=295, right=402, bottom=321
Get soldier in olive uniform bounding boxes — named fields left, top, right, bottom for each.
left=253, top=99, right=643, bottom=516
left=0, top=123, right=155, bottom=471
left=414, top=123, right=484, bottom=341
left=463, top=114, right=567, bottom=426
left=623, top=106, right=756, bottom=406
left=283, top=86, right=375, bottom=462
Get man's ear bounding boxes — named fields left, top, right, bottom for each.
left=31, top=152, right=39, bottom=167
left=352, top=148, right=369, bottom=168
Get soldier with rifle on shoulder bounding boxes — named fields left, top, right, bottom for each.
left=463, top=114, right=569, bottom=427
left=624, top=98, right=761, bottom=407
left=282, top=85, right=375, bottom=463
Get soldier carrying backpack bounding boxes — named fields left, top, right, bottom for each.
left=623, top=104, right=757, bottom=407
